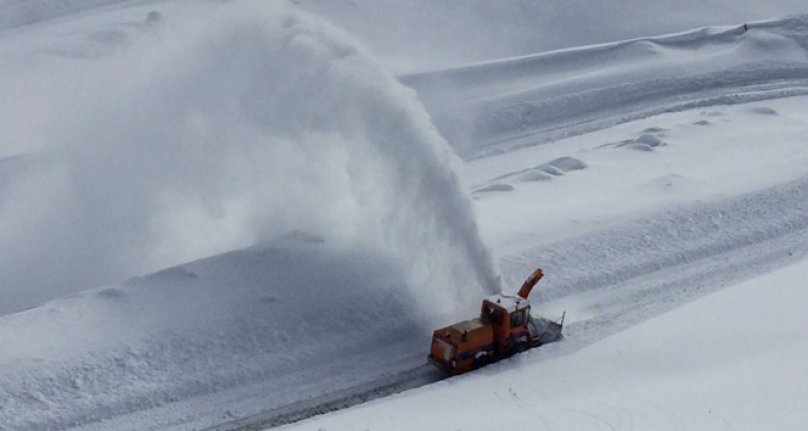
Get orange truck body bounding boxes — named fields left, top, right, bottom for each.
left=428, top=268, right=563, bottom=374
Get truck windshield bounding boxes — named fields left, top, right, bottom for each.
left=511, top=310, right=526, bottom=327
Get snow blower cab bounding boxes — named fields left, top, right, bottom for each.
left=428, top=268, right=563, bottom=374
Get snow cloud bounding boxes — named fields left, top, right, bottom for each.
left=0, top=1, right=499, bottom=318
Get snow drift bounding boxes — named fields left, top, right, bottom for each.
left=0, top=1, right=498, bottom=315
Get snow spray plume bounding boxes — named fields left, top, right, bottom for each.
left=0, top=2, right=499, bottom=318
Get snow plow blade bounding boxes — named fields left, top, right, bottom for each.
left=528, top=312, right=564, bottom=347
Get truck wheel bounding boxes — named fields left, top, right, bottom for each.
left=511, top=342, right=529, bottom=355
left=474, top=353, right=491, bottom=368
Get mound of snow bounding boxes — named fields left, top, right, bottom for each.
left=483, top=156, right=588, bottom=186
left=615, top=133, right=668, bottom=151
left=544, top=156, right=587, bottom=172
left=746, top=105, right=780, bottom=115
left=514, top=169, right=552, bottom=182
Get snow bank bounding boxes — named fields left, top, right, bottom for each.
left=0, top=1, right=498, bottom=316
left=0, top=241, right=426, bottom=431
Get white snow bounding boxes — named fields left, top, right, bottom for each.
left=1, top=1, right=807, bottom=430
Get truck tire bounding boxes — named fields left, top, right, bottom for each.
left=474, top=352, right=491, bottom=368
left=511, top=342, right=529, bottom=356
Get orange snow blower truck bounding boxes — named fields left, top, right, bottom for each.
left=428, top=268, right=563, bottom=374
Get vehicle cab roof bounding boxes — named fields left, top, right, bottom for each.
left=484, top=293, right=531, bottom=313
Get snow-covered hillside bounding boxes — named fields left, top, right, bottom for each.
left=1, top=1, right=807, bottom=430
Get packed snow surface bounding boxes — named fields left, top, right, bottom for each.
left=1, top=1, right=807, bottom=430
